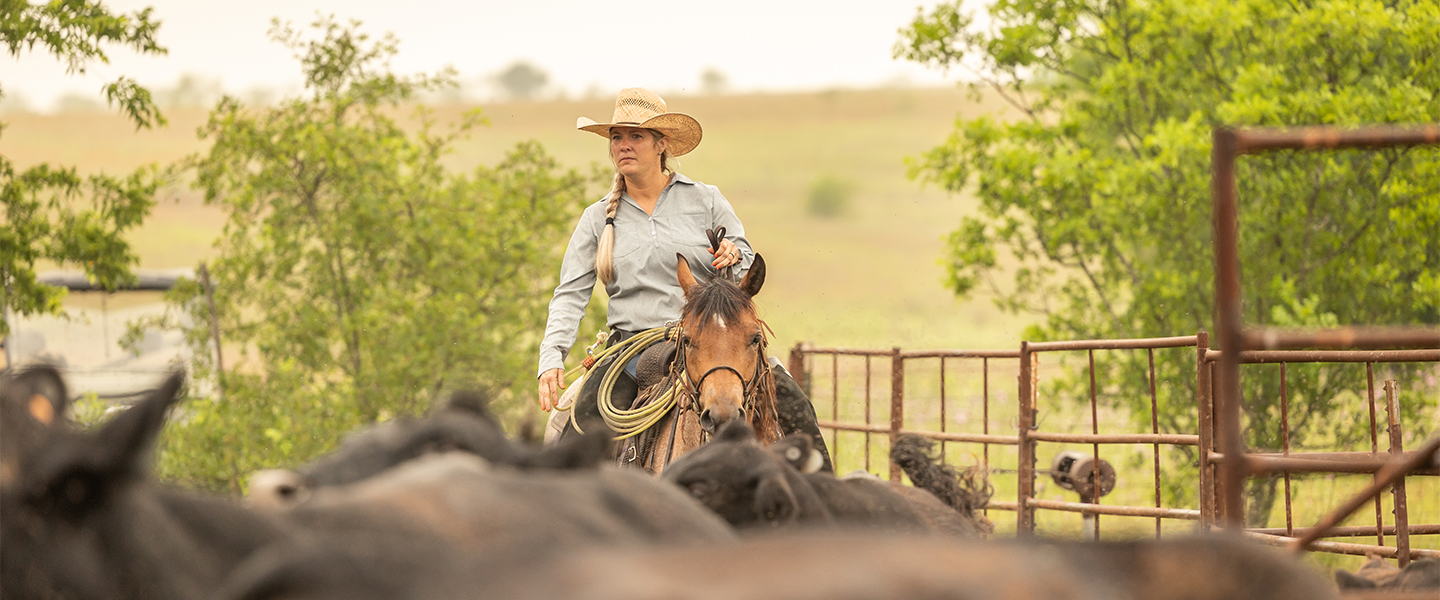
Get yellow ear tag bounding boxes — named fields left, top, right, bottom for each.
left=29, top=395, right=55, bottom=426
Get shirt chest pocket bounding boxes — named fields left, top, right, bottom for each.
left=660, top=211, right=716, bottom=267
left=612, top=221, right=648, bottom=263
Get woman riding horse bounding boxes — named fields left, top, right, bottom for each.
left=536, top=88, right=831, bottom=471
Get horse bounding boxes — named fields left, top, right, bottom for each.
left=605, top=252, right=784, bottom=475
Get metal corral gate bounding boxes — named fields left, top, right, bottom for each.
left=787, top=334, right=1439, bottom=562
left=786, top=122, right=1440, bottom=566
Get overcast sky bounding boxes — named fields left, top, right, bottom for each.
left=2, top=0, right=975, bottom=111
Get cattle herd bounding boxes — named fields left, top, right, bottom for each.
left=3, top=365, right=1436, bottom=599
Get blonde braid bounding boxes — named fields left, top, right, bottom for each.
left=595, top=173, right=626, bottom=283
left=595, top=130, right=673, bottom=284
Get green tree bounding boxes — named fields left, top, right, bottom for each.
left=138, top=18, right=595, bottom=491
left=898, top=0, right=1439, bottom=525
left=494, top=61, right=548, bottom=101
left=1, top=0, right=166, bottom=339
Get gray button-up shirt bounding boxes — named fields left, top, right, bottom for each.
left=538, top=173, right=753, bottom=376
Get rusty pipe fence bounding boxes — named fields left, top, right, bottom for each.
left=788, top=331, right=1439, bottom=562
left=786, top=346, right=1020, bottom=484
left=1210, top=124, right=1440, bottom=565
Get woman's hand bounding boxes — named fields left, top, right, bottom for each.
left=537, top=368, right=566, bottom=412
left=709, top=238, right=742, bottom=269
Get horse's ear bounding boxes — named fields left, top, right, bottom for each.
left=739, top=254, right=766, bottom=298
left=675, top=253, right=698, bottom=297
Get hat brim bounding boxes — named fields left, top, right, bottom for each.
left=577, top=112, right=703, bottom=156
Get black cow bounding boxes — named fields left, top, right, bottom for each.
left=2, top=372, right=294, bottom=600
left=216, top=532, right=1339, bottom=600
left=247, top=390, right=606, bottom=508
left=3, top=372, right=733, bottom=600
left=1335, top=556, right=1440, bottom=591
left=662, top=421, right=990, bottom=535
left=281, top=449, right=736, bottom=551
left=2, top=364, right=76, bottom=598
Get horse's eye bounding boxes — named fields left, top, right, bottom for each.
left=750, top=334, right=762, bottom=346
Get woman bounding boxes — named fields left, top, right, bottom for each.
left=537, top=88, right=831, bottom=470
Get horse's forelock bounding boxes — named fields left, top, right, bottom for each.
left=682, top=278, right=755, bottom=334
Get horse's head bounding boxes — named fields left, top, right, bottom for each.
left=674, top=253, right=769, bottom=435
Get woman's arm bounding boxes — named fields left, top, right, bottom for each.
left=537, top=206, right=603, bottom=378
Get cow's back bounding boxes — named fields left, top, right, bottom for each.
left=295, top=453, right=734, bottom=548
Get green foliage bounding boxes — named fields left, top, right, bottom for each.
left=805, top=174, right=854, bottom=218
left=1, top=0, right=167, bottom=129
left=1, top=0, right=166, bottom=337
left=494, top=61, right=548, bottom=101
left=899, top=0, right=1440, bottom=525
left=135, top=18, right=594, bottom=492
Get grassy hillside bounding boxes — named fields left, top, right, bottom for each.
left=3, top=87, right=1035, bottom=355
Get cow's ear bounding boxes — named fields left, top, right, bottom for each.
left=739, top=254, right=765, bottom=298
left=753, top=472, right=797, bottom=525
left=4, top=364, right=69, bottom=427
left=1334, top=570, right=1376, bottom=590
left=441, top=389, right=497, bottom=425
left=526, top=426, right=611, bottom=470
left=716, top=420, right=756, bottom=443
left=25, top=371, right=184, bottom=513
left=770, top=434, right=822, bottom=474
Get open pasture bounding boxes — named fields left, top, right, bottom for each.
left=2, top=86, right=1033, bottom=359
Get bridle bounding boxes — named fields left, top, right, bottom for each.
left=647, top=320, right=773, bottom=470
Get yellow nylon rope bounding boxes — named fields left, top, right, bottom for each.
left=556, top=326, right=684, bottom=440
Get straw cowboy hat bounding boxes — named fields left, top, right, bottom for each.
left=577, top=88, right=703, bottom=156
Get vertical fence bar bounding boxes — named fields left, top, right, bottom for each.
left=1280, top=362, right=1293, bottom=537
left=831, top=353, right=839, bottom=467
left=983, top=357, right=991, bottom=474
left=1148, top=348, right=1162, bottom=539
left=864, top=355, right=872, bottom=473
left=1088, top=349, right=1101, bottom=539
left=1366, top=363, right=1384, bottom=547
left=939, top=357, right=947, bottom=458
left=1384, top=380, right=1411, bottom=567
left=1017, top=341, right=1036, bottom=535
left=1212, top=128, right=1247, bottom=530
left=889, top=347, right=904, bottom=482
left=1197, top=331, right=1214, bottom=528
left=788, top=343, right=806, bottom=393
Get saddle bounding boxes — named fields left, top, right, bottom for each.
left=632, top=339, right=677, bottom=396
left=618, top=339, right=681, bottom=467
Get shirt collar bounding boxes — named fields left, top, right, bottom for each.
left=619, top=172, right=695, bottom=212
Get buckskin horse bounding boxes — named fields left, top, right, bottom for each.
left=567, top=251, right=784, bottom=475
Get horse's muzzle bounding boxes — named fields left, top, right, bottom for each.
left=699, top=405, right=746, bottom=434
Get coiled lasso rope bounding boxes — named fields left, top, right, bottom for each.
left=554, top=325, right=685, bottom=440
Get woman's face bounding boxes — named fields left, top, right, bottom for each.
left=610, top=127, right=666, bottom=178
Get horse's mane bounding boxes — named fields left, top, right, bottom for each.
left=680, top=276, right=753, bottom=334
